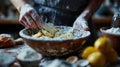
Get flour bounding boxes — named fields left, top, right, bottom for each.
left=0, top=53, right=15, bottom=66
left=40, top=59, right=76, bottom=67
left=35, top=28, right=89, bottom=40
left=32, top=23, right=90, bottom=40
left=17, top=49, right=42, bottom=61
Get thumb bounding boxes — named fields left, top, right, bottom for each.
left=81, top=20, right=89, bottom=31
left=83, top=26, right=89, bottom=31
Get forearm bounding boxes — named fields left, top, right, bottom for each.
left=10, top=0, right=26, bottom=11
left=79, top=0, right=103, bottom=20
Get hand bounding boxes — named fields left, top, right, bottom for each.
left=19, top=4, right=42, bottom=28
left=73, top=17, right=89, bottom=31
left=112, top=13, right=120, bottom=27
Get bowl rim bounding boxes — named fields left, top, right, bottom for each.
left=19, top=27, right=91, bottom=42
left=100, top=27, right=120, bottom=36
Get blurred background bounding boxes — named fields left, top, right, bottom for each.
left=0, top=0, right=115, bottom=38
left=0, top=0, right=23, bottom=38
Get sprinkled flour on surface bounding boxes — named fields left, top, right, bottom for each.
left=17, top=49, right=42, bottom=61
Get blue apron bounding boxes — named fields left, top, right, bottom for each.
left=33, top=0, right=89, bottom=26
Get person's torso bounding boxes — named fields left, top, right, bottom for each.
left=33, top=0, right=90, bottom=26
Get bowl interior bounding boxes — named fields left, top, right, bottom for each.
left=19, top=26, right=91, bottom=41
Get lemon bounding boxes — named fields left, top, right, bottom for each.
left=104, top=48, right=118, bottom=63
left=94, top=37, right=112, bottom=52
left=32, top=31, right=42, bottom=38
left=87, top=51, right=106, bottom=67
left=81, top=46, right=98, bottom=59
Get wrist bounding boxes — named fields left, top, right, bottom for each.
left=18, top=3, right=31, bottom=12
left=17, top=6, right=22, bottom=12
left=79, top=9, right=90, bottom=20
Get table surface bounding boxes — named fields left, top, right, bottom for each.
left=0, top=43, right=120, bottom=67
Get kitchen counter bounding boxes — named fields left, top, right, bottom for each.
left=0, top=42, right=120, bottom=67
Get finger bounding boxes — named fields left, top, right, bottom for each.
left=30, top=10, right=43, bottom=29
left=24, top=13, right=36, bottom=28
left=20, top=20, right=27, bottom=27
left=19, top=19, right=25, bottom=27
left=80, top=21, right=89, bottom=31
left=81, top=24, right=89, bottom=31
left=25, top=15, right=36, bottom=28
left=83, top=26, right=89, bottom=31
left=19, top=15, right=29, bottom=27
left=21, top=17, right=29, bottom=28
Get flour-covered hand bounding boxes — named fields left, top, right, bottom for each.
left=73, top=17, right=89, bottom=31
left=19, top=4, right=42, bottom=28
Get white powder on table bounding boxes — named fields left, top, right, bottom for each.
left=17, top=49, right=42, bottom=61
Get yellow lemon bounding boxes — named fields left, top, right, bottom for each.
left=81, top=46, right=98, bottom=59
left=94, top=37, right=112, bottom=52
left=104, top=48, right=118, bottom=63
left=32, top=31, right=42, bottom=38
left=87, top=51, right=106, bottom=67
